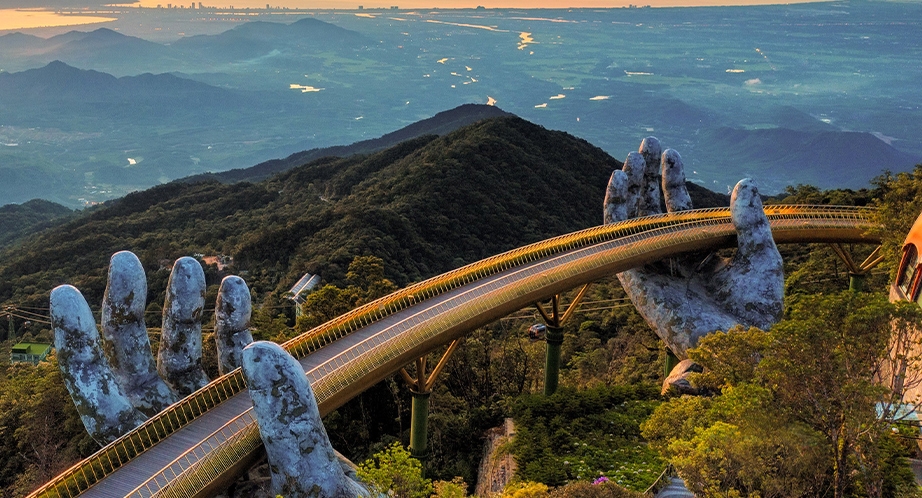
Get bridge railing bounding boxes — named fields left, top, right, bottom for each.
left=28, top=205, right=876, bottom=498
left=120, top=204, right=880, bottom=497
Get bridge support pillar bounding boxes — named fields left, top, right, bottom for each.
left=543, top=325, right=564, bottom=395
left=664, top=348, right=680, bottom=378
left=400, top=339, right=462, bottom=467
left=849, top=272, right=865, bottom=292
left=534, top=285, right=592, bottom=396
left=831, top=244, right=883, bottom=292
left=409, top=390, right=431, bottom=462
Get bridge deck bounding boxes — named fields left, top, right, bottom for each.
left=29, top=206, right=877, bottom=498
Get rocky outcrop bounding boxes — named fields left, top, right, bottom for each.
left=475, top=418, right=517, bottom=497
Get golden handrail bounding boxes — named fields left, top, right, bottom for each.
left=28, top=205, right=878, bottom=498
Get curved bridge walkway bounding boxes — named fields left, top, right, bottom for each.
left=29, top=205, right=878, bottom=498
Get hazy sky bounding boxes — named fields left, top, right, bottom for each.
left=0, top=0, right=833, bottom=9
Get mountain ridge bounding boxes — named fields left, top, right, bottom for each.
left=183, top=103, right=515, bottom=184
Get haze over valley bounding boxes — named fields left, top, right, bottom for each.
left=0, top=0, right=919, bottom=207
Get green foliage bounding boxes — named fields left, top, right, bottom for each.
left=297, top=256, right=397, bottom=332
left=357, top=442, right=432, bottom=498
left=643, top=292, right=922, bottom=498
left=0, top=199, right=73, bottom=251
left=548, top=480, right=643, bottom=498
left=432, top=477, right=468, bottom=498
left=0, top=354, right=95, bottom=497
left=0, top=116, right=620, bottom=315
left=871, top=164, right=922, bottom=280
left=507, top=384, right=663, bottom=491
left=501, top=481, right=550, bottom=497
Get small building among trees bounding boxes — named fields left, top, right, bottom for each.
left=10, top=342, right=53, bottom=365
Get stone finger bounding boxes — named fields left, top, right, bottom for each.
left=713, top=179, right=784, bottom=328
left=620, top=151, right=646, bottom=219
left=638, top=136, right=663, bottom=216
left=604, top=169, right=630, bottom=224
left=158, top=257, right=209, bottom=395
left=215, top=275, right=254, bottom=376
left=51, top=285, right=146, bottom=445
left=661, top=149, right=693, bottom=213
left=242, top=341, right=371, bottom=498
left=102, top=251, right=177, bottom=416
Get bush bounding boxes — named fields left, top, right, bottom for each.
left=357, top=442, right=432, bottom=498
left=548, top=480, right=644, bottom=498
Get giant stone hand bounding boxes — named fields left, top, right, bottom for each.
left=50, top=251, right=251, bottom=444
left=50, top=251, right=373, bottom=497
left=605, top=138, right=784, bottom=357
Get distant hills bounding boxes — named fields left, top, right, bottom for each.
left=0, top=60, right=230, bottom=103
left=698, top=126, right=919, bottom=190
left=172, top=17, right=371, bottom=62
left=0, top=19, right=370, bottom=74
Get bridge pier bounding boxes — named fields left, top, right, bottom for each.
left=831, top=244, right=883, bottom=292
left=664, top=348, right=680, bottom=378
left=543, top=325, right=564, bottom=395
left=409, top=390, right=431, bottom=462
left=535, top=284, right=591, bottom=395
left=400, top=339, right=462, bottom=465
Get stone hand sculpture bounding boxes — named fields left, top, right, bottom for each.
left=51, top=250, right=372, bottom=497
left=242, top=341, right=373, bottom=498
left=51, top=251, right=254, bottom=444
left=605, top=137, right=784, bottom=357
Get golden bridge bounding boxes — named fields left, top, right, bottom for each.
left=29, top=205, right=879, bottom=498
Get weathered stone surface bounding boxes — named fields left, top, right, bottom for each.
left=102, top=251, right=177, bottom=416
left=158, top=256, right=209, bottom=395
left=661, top=359, right=704, bottom=396
left=661, top=149, right=692, bottom=212
left=215, top=276, right=254, bottom=375
left=605, top=139, right=784, bottom=357
left=638, top=136, right=663, bottom=216
left=241, top=341, right=372, bottom=498
left=51, top=285, right=147, bottom=445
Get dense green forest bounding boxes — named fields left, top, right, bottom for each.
left=0, top=114, right=917, bottom=497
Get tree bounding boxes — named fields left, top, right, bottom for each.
left=871, top=165, right=922, bottom=280
left=642, top=292, right=922, bottom=498
left=357, top=442, right=432, bottom=498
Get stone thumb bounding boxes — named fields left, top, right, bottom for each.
left=730, top=178, right=775, bottom=257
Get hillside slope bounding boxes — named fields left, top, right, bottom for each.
left=0, top=116, right=727, bottom=330
left=185, top=103, right=514, bottom=184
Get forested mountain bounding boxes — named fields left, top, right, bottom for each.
left=0, top=115, right=725, bottom=337
left=183, top=104, right=514, bottom=185
left=0, top=200, right=73, bottom=250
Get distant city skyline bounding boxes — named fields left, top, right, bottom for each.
left=0, top=0, right=832, bottom=32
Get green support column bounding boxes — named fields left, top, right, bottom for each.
left=849, top=272, right=865, bottom=292
left=409, top=390, right=431, bottom=463
left=664, top=348, right=680, bottom=378
left=544, top=325, right=564, bottom=395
